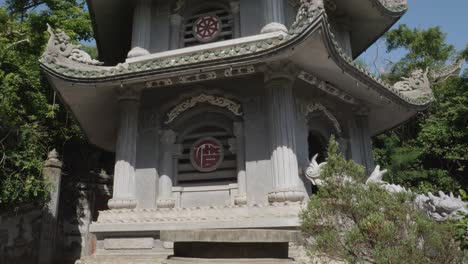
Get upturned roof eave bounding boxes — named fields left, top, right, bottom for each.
left=41, top=10, right=427, bottom=109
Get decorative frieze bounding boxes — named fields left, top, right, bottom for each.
left=224, top=66, right=255, bottom=77
left=145, top=79, right=173, bottom=88
left=165, top=94, right=242, bottom=124
left=298, top=71, right=357, bottom=104
left=178, top=72, right=217, bottom=83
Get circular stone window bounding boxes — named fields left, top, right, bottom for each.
left=190, top=137, right=224, bottom=172
left=193, top=15, right=221, bottom=42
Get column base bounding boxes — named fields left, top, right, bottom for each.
left=157, top=197, right=176, bottom=208
left=234, top=195, right=247, bottom=205
left=268, top=188, right=305, bottom=203
left=108, top=198, right=138, bottom=209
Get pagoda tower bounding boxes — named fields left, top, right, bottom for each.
left=41, top=0, right=431, bottom=263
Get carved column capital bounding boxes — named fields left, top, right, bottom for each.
left=263, top=62, right=298, bottom=84
left=115, top=84, right=143, bottom=102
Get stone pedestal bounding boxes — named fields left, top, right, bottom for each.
left=265, top=72, right=305, bottom=203
left=128, top=0, right=152, bottom=58
left=108, top=86, right=141, bottom=209
left=38, top=150, right=63, bottom=264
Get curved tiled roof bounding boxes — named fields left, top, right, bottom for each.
left=41, top=0, right=430, bottom=107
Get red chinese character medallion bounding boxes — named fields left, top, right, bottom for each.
left=190, top=137, right=224, bottom=172
left=193, top=15, right=221, bottom=42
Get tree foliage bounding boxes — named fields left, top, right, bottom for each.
left=383, top=24, right=455, bottom=83
left=0, top=1, right=92, bottom=209
left=373, top=25, right=467, bottom=194
left=301, top=137, right=463, bottom=263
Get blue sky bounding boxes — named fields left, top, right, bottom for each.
left=359, top=0, right=467, bottom=73
left=1, top=0, right=466, bottom=70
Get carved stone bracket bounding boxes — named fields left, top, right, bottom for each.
left=165, top=94, right=243, bottom=124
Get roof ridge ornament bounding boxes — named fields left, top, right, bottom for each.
left=42, top=24, right=103, bottom=66
left=430, top=58, right=464, bottom=84
left=378, top=0, right=408, bottom=12
left=393, top=68, right=433, bottom=100
left=290, top=0, right=324, bottom=34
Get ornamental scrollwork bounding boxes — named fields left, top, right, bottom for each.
left=165, top=94, right=243, bottom=124
left=304, top=102, right=342, bottom=134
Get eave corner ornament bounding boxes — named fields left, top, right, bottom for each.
left=291, top=0, right=324, bottom=33
left=41, top=24, right=103, bottom=66
left=393, top=68, right=433, bottom=100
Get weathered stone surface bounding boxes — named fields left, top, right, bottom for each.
left=161, top=229, right=301, bottom=243
left=103, top=238, right=154, bottom=250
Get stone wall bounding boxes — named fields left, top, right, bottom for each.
left=0, top=206, right=42, bottom=264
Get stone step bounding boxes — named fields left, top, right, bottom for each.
left=76, top=254, right=169, bottom=264
left=162, top=257, right=295, bottom=264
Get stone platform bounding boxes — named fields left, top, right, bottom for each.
left=162, top=229, right=300, bottom=264
left=78, top=203, right=308, bottom=264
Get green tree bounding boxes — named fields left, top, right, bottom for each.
left=0, top=1, right=92, bottom=209
left=383, top=24, right=455, bottom=83
left=373, top=25, right=467, bottom=194
left=301, top=137, right=463, bottom=263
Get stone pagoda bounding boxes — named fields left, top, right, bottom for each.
left=40, top=0, right=431, bottom=263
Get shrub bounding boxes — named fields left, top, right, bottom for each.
left=300, top=137, right=463, bottom=263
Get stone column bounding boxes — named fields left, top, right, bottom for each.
left=231, top=122, right=247, bottom=205
left=229, top=1, right=241, bottom=38
left=170, top=13, right=183, bottom=50
left=157, top=130, right=178, bottom=208
left=38, top=149, right=62, bottom=264
left=128, top=0, right=152, bottom=58
left=108, top=86, right=141, bottom=209
left=265, top=69, right=305, bottom=203
left=349, top=110, right=374, bottom=175
left=261, top=0, right=287, bottom=33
